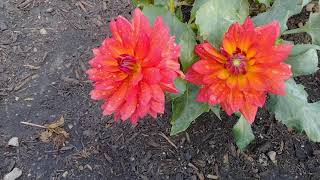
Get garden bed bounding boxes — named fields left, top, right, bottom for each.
left=0, top=0, right=320, bottom=179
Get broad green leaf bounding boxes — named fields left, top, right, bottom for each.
left=232, top=115, right=255, bottom=150
left=253, top=0, right=312, bottom=32
left=170, top=84, right=209, bottom=135
left=195, top=0, right=249, bottom=47
left=167, top=77, right=187, bottom=100
left=143, top=5, right=197, bottom=71
left=189, top=0, right=207, bottom=23
left=286, top=44, right=319, bottom=77
left=269, top=79, right=320, bottom=142
left=210, top=105, right=221, bottom=120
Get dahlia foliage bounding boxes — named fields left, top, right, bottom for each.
left=88, top=0, right=320, bottom=148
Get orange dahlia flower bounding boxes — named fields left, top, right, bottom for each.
left=87, top=9, right=182, bottom=124
left=186, top=18, right=292, bottom=123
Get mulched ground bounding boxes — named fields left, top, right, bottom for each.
left=0, top=0, right=319, bottom=179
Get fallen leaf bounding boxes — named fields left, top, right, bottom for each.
left=40, top=130, right=53, bottom=142
left=47, top=116, right=64, bottom=129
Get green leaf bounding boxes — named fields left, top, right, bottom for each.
left=170, top=84, right=209, bottom=135
left=195, top=0, right=249, bottom=47
left=269, top=79, right=320, bottom=142
left=253, top=0, right=311, bottom=32
left=210, top=105, right=221, bottom=120
left=232, top=115, right=255, bottom=150
left=189, top=0, right=207, bottom=23
left=286, top=44, right=319, bottom=77
left=143, top=5, right=197, bottom=71
left=167, top=77, right=187, bottom=100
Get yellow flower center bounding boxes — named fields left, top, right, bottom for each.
left=232, top=59, right=241, bottom=67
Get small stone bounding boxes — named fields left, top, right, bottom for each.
left=0, top=22, right=8, bottom=31
left=258, top=154, right=269, bottom=166
left=67, top=124, right=73, bottom=129
left=306, top=3, right=315, bottom=12
left=207, top=174, right=219, bottom=179
left=85, top=164, right=92, bottom=171
left=39, top=28, right=47, bottom=35
left=8, top=137, right=19, bottom=147
left=45, top=8, right=54, bottom=13
left=3, top=168, right=22, bottom=180
left=267, top=151, right=277, bottom=165
left=298, top=22, right=304, bottom=28
left=62, top=171, right=68, bottom=178
left=78, top=165, right=84, bottom=171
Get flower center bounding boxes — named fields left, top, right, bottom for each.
left=117, top=54, right=137, bottom=73
left=225, top=53, right=247, bottom=75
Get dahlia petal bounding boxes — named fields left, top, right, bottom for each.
left=238, top=30, right=256, bottom=52
left=150, top=84, right=165, bottom=103
left=115, top=16, right=134, bottom=51
left=244, top=91, right=266, bottom=107
left=185, top=68, right=204, bottom=85
left=256, top=44, right=293, bottom=64
left=225, top=23, right=242, bottom=43
left=132, top=8, right=151, bottom=43
left=139, top=82, right=151, bottom=105
left=192, top=60, right=220, bottom=74
left=160, top=69, right=177, bottom=83
left=246, top=72, right=266, bottom=91
left=197, top=87, right=208, bottom=102
left=136, top=104, right=150, bottom=118
left=237, top=75, right=249, bottom=91
left=130, top=71, right=143, bottom=86
left=226, top=75, right=237, bottom=89
left=240, top=103, right=258, bottom=124
left=208, top=82, right=228, bottom=104
left=90, top=89, right=115, bottom=100
left=255, top=21, right=280, bottom=47
left=143, top=68, right=161, bottom=84
left=195, top=43, right=227, bottom=63
left=151, top=100, right=164, bottom=114
left=221, top=90, right=244, bottom=115
left=242, top=17, right=255, bottom=30
left=104, top=81, right=128, bottom=112
left=142, top=47, right=162, bottom=67
left=149, top=110, right=158, bottom=118
left=222, top=36, right=237, bottom=55
left=150, top=17, right=170, bottom=50
left=110, top=20, right=122, bottom=43
left=217, top=69, right=230, bottom=80
left=120, top=87, right=138, bottom=120
left=159, top=82, right=179, bottom=93
left=134, top=31, right=150, bottom=60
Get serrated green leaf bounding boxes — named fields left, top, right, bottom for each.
left=210, top=105, right=221, bottom=120
left=189, top=0, right=207, bottom=23
left=143, top=5, right=197, bottom=71
left=304, top=13, right=320, bottom=45
left=269, top=79, right=320, bottom=142
left=195, top=0, right=249, bottom=47
left=253, top=0, right=312, bottom=32
left=232, top=115, right=255, bottom=150
left=167, top=77, right=187, bottom=100
left=170, top=84, right=209, bottom=135
left=286, top=44, right=319, bottom=76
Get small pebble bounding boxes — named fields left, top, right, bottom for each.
left=306, top=3, right=315, bottom=12
left=62, top=171, right=68, bottom=178
left=268, top=151, right=277, bottom=165
left=3, top=168, right=22, bottom=180
left=8, top=137, right=19, bottom=147
left=39, top=28, right=47, bottom=35
left=298, top=22, right=304, bottom=28
left=0, top=21, right=8, bottom=31
left=258, top=154, right=269, bottom=166
left=45, top=8, right=54, bottom=13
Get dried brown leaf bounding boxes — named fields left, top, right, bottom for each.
left=47, top=116, right=64, bottom=129
left=40, top=130, right=52, bottom=142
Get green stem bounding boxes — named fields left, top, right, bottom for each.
left=169, top=0, right=175, bottom=13
left=283, top=27, right=307, bottom=35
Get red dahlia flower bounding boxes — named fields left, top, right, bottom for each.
left=186, top=18, right=292, bottom=123
left=87, top=9, right=183, bottom=124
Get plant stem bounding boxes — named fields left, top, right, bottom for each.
left=283, top=27, right=307, bottom=35
left=169, top=0, right=175, bottom=13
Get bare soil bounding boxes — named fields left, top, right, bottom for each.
left=0, top=0, right=319, bottom=179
